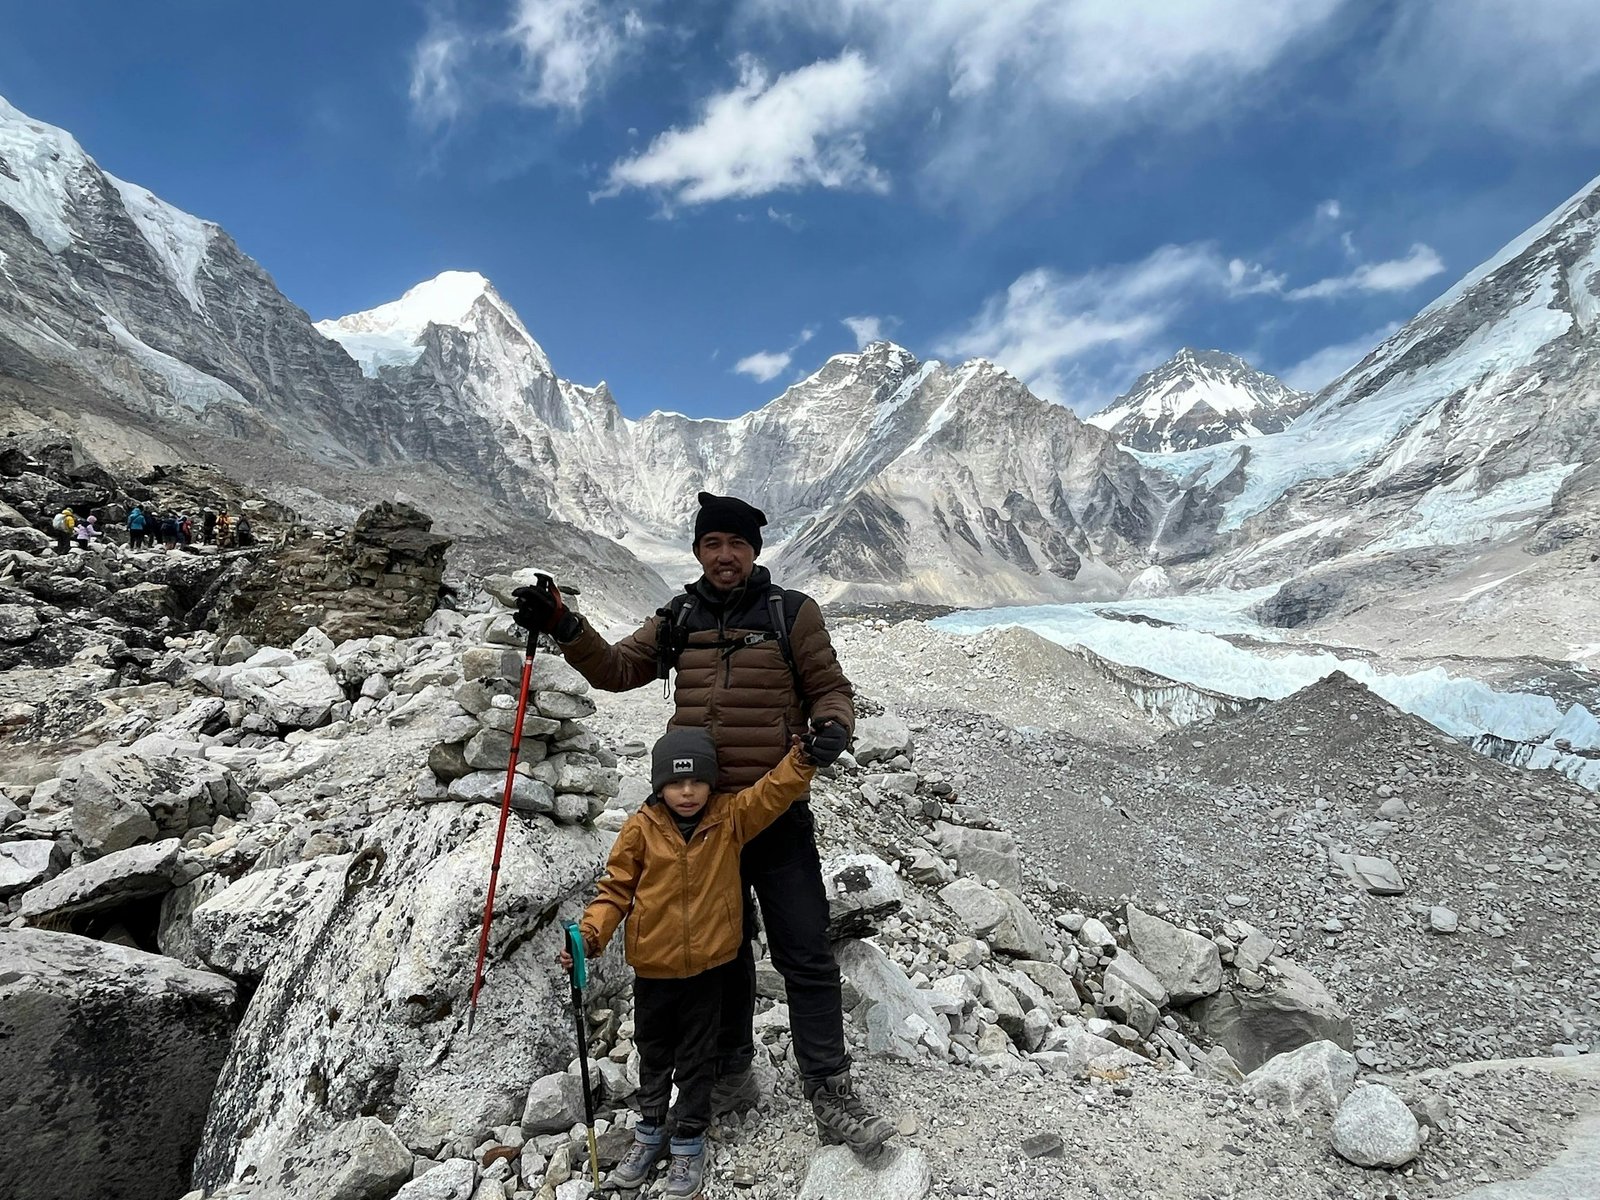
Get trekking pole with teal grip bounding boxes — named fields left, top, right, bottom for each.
left=565, top=921, right=602, bottom=1185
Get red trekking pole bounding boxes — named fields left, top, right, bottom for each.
left=466, top=574, right=552, bottom=1034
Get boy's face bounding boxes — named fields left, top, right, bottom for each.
left=662, top=777, right=712, bottom=817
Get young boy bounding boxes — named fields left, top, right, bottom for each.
left=560, top=727, right=817, bottom=1197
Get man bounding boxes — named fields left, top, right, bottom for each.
left=514, top=492, right=895, bottom=1155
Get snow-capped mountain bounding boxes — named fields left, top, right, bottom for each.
left=1087, top=348, right=1310, bottom=452
left=1145, top=170, right=1600, bottom=624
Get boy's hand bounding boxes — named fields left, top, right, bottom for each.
left=558, top=946, right=574, bottom=971
left=790, top=734, right=807, bottom=762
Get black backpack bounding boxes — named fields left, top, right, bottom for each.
left=656, top=587, right=809, bottom=708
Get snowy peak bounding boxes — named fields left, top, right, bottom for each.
left=316, top=270, right=553, bottom=378
left=1088, top=348, right=1309, bottom=452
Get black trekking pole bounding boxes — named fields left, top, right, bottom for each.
left=565, top=921, right=602, bottom=1185
left=466, top=575, right=551, bottom=1034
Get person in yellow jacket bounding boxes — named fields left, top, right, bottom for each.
left=559, top=727, right=816, bottom=1197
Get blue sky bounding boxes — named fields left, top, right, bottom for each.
left=3, top=0, right=1599, bottom=418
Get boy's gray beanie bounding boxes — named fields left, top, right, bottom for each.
left=651, top=727, right=719, bottom=793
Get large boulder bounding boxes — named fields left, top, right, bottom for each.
left=1242, top=1039, right=1357, bottom=1117
left=938, top=879, right=1050, bottom=959
left=1193, top=959, right=1353, bottom=1072
left=1126, top=904, right=1222, bottom=1003
left=19, top=838, right=185, bottom=923
left=0, top=839, right=56, bottom=894
left=0, top=929, right=238, bottom=1200
left=822, top=853, right=905, bottom=939
left=930, top=821, right=1020, bottom=889
left=192, top=804, right=614, bottom=1190
left=1331, top=1085, right=1423, bottom=1167
left=191, top=856, right=351, bottom=979
left=253, top=1115, right=415, bottom=1200
left=836, top=938, right=949, bottom=1060
left=798, top=1146, right=931, bottom=1200
left=58, top=742, right=245, bottom=856
left=0, top=602, right=42, bottom=643
left=851, top=712, right=913, bottom=767
left=230, top=660, right=347, bottom=729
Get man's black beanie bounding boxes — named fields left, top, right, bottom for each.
left=693, top=491, right=767, bottom=554
left=651, top=727, right=720, bottom=793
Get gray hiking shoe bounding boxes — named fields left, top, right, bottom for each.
left=805, top=1071, right=897, bottom=1155
left=711, top=1065, right=760, bottom=1117
left=608, top=1131, right=668, bottom=1189
left=663, top=1143, right=707, bottom=1198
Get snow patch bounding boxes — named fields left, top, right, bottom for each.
left=102, top=314, right=248, bottom=412
left=0, top=94, right=89, bottom=253
left=106, top=174, right=214, bottom=314
left=1362, top=464, right=1583, bottom=555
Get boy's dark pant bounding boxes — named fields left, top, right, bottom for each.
left=716, top=803, right=848, bottom=1083
left=634, top=965, right=726, bottom=1139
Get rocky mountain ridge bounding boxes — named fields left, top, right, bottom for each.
left=1087, top=348, right=1311, bottom=453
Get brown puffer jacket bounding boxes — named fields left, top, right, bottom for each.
left=559, top=566, right=853, bottom=788
left=578, top=747, right=816, bottom=978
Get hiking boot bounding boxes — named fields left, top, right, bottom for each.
left=608, top=1127, right=668, bottom=1190
left=662, top=1137, right=707, bottom=1198
left=711, top=1065, right=760, bottom=1117
left=804, top=1071, right=897, bottom=1154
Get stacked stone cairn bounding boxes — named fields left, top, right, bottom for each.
left=421, top=590, right=620, bottom=826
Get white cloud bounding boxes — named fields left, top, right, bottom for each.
left=1287, top=244, right=1445, bottom=300
left=842, top=315, right=891, bottom=348
left=767, top=206, right=804, bottom=230
left=1279, top=322, right=1403, bottom=392
left=599, top=52, right=888, bottom=205
left=937, top=243, right=1272, bottom=405
left=408, top=0, right=650, bottom=128
left=743, top=0, right=1348, bottom=206
left=733, top=350, right=792, bottom=381
left=1375, top=0, right=1600, bottom=142
left=1316, top=199, right=1342, bottom=222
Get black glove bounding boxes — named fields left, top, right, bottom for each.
left=512, top=576, right=580, bottom=641
left=801, top=718, right=849, bottom=767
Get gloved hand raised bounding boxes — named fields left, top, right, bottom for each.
left=512, top=575, right=580, bottom=641
left=801, top=718, right=849, bottom=767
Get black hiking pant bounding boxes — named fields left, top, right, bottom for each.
left=717, top=803, right=848, bottom=1083
left=633, top=965, right=725, bottom=1140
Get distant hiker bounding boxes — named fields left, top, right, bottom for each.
left=215, top=512, right=232, bottom=548
left=234, top=514, right=254, bottom=547
left=74, top=514, right=100, bottom=549
left=127, top=505, right=148, bottom=550
left=201, top=508, right=216, bottom=545
left=516, top=492, right=893, bottom=1153
left=177, top=514, right=193, bottom=546
left=51, top=507, right=76, bottom=555
left=159, top=515, right=178, bottom=549
left=561, top=728, right=817, bottom=1196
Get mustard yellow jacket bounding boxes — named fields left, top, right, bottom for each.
left=578, top=747, right=815, bottom=979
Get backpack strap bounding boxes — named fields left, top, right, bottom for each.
left=768, top=589, right=807, bottom=711
left=655, top=594, right=698, bottom=683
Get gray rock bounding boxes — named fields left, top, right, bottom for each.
left=394, top=1158, right=477, bottom=1200
left=231, top=660, right=346, bottom=729
left=217, top=634, right=257, bottom=665
left=837, top=938, right=949, bottom=1059
left=1100, top=973, right=1160, bottom=1037
left=448, top=770, right=555, bottom=814
left=1126, top=905, right=1222, bottom=1002
left=1331, top=1085, right=1423, bottom=1168
left=534, top=691, right=597, bottom=720
left=797, top=1145, right=931, bottom=1200
left=976, top=965, right=1028, bottom=1040
left=191, top=857, right=350, bottom=979
left=60, top=744, right=243, bottom=856
left=1428, top=905, right=1458, bottom=934
left=1332, top=850, right=1407, bottom=896
left=477, top=707, right=562, bottom=737
left=1234, top=929, right=1277, bottom=974
left=465, top=728, right=515, bottom=770
left=264, top=1116, right=415, bottom=1199
left=19, top=838, right=184, bottom=922
left=0, top=602, right=42, bottom=644
left=851, top=713, right=914, bottom=768
left=1193, top=958, right=1354, bottom=1072
left=1243, top=1039, right=1357, bottom=1116
left=939, top=879, right=1051, bottom=959
left=1013, top=959, right=1081, bottom=1011
left=931, top=821, right=1019, bottom=889
left=523, top=1072, right=587, bottom=1134
left=0, top=929, right=237, bottom=1200
left=1103, top=951, right=1169, bottom=1007
left=822, top=853, right=905, bottom=939
left=0, top=839, right=55, bottom=894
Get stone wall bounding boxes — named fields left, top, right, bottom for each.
left=217, top=501, right=451, bottom=645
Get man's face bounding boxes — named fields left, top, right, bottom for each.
left=695, top=532, right=756, bottom=590
left=662, top=777, right=712, bottom=817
